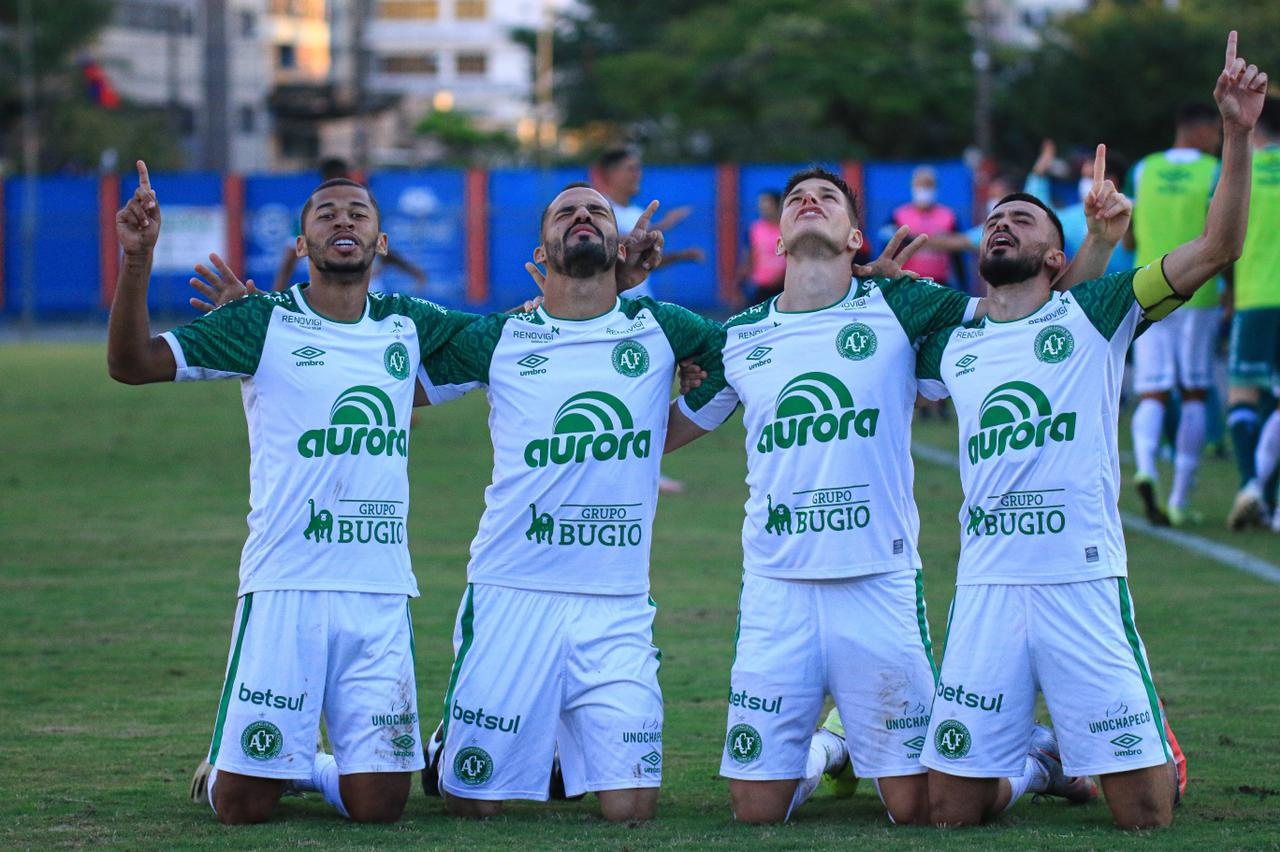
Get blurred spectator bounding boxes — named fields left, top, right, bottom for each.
left=883, top=166, right=963, bottom=288
left=739, top=190, right=786, bottom=305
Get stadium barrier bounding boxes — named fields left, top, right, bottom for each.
left=1, top=160, right=976, bottom=318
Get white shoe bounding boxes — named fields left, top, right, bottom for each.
left=1227, top=481, right=1265, bottom=531
left=1029, top=724, right=1097, bottom=804
left=189, top=759, right=213, bottom=805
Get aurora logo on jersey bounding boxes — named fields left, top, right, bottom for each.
left=297, top=386, right=408, bottom=459
left=756, top=372, right=879, bottom=454
left=967, top=381, right=1075, bottom=465
left=523, top=391, right=652, bottom=468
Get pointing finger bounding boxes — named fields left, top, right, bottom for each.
left=1225, top=30, right=1237, bottom=73
left=137, top=160, right=151, bottom=191
left=1093, top=144, right=1106, bottom=192
left=634, top=199, right=660, bottom=232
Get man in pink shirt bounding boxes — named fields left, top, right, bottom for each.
left=889, top=166, right=961, bottom=288
left=740, top=190, right=787, bottom=305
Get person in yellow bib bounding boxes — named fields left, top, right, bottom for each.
left=1226, top=96, right=1280, bottom=531
left=1127, top=102, right=1224, bottom=527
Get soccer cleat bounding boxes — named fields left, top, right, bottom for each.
left=421, top=722, right=444, bottom=798
left=1133, top=474, right=1170, bottom=527
left=1166, top=504, right=1202, bottom=528
left=1029, top=724, right=1097, bottom=804
left=816, top=708, right=859, bottom=799
left=1226, top=481, right=1265, bottom=531
left=1160, top=700, right=1188, bottom=805
left=189, top=759, right=213, bottom=805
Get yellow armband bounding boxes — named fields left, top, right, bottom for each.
left=1133, top=258, right=1186, bottom=322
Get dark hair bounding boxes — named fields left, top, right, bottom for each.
left=539, top=181, right=615, bottom=237
left=1259, top=95, right=1280, bottom=136
left=989, top=192, right=1065, bottom=251
left=782, top=166, right=859, bottom=222
left=299, top=178, right=380, bottom=229
left=318, top=157, right=350, bottom=181
left=597, top=146, right=640, bottom=172
left=1176, top=100, right=1220, bottom=129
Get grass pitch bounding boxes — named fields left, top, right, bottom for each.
left=2, top=342, right=1278, bottom=849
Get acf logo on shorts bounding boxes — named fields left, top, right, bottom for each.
left=726, top=724, right=763, bottom=763
left=934, top=719, right=972, bottom=760
left=454, top=746, right=494, bottom=786
left=241, top=721, right=284, bottom=761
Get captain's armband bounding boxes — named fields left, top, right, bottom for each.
left=1133, top=259, right=1186, bottom=322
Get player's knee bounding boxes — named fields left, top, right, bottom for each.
left=1140, top=391, right=1170, bottom=402
left=212, top=791, right=276, bottom=825
left=344, top=794, right=408, bottom=824
left=444, top=793, right=503, bottom=819
left=599, top=794, right=656, bottom=823
left=1111, top=798, right=1173, bottom=831
left=729, top=788, right=789, bottom=825
left=884, top=796, right=929, bottom=827
left=927, top=791, right=984, bottom=828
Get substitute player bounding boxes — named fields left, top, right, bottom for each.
left=107, top=167, right=481, bottom=824
left=416, top=184, right=724, bottom=822
left=662, top=166, right=1121, bottom=824
left=1226, top=96, right=1280, bottom=531
left=914, top=33, right=1264, bottom=829
left=1128, top=101, right=1224, bottom=526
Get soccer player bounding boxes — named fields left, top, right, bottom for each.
left=107, top=165, right=481, bottom=824
left=913, top=33, right=1265, bottom=830
left=1225, top=95, right=1280, bottom=531
left=416, top=183, right=725, bottom=822
left=1127, top=100, right=1225, bottom=526
left=661, top=164, right=1123, bottom=825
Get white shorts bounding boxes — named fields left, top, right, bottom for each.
left=438, top=583, right=663, bottom=801
left=921, top=578, right=1172, bottom=778
left=720, top=571, right=937, bottom=781
left=207, top=591, right=423, bottom=779
left=1131, top=306, right=1220, bottom=393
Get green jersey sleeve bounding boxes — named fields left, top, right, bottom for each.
left=167, top=292, right=282, bottom=378
left=914, top=327, right=954, bottom=402
left=371, top=293, right=481, bottom=361
left=421, top=312, right=509, bottom=386
left=634, top=297, right=727, bottom=414
left=878, top=276, right=972, bottom=340
left=1072, top=270, right=1140, bottom=342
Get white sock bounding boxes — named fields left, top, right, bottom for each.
left=1255, top=410, right=1280, bottom=485
left=1132, top=398, right=1165, bottom=480
left=312, top=752, right=350, bottom=818
left=1169, top=400, right=1206, bottom=509
left=1002, top=755, right=1048, bottom=813
left=207, top=766, right=219, bottom=815
left=785, top=729, right=846, bottom=821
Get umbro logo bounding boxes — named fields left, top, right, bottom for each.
left=746, top=347, right=772, bottom=361
left=292, top=346, right=326, bottom=366
left=955, top=354, right=977, bottom=376
left=518, top=353, right=549, bottom=376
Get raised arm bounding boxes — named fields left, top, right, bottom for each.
left=1053, top=144, right=1132, bottom=291
left=1160, top=32, right=1267, bottom=297
left=106, top=160, right=177, bottom=384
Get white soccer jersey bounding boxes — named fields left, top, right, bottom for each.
left=916, top=270, right=1151, bottom=584
left=678, top=277, right=975, bottom=580
left=421, top=296, right=724, bottom=595
left=161, top=284, right=476, bottom=596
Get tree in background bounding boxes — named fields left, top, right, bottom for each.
left=415, top=110, right=518, bottom=167
left=0, top=1, right=181, bottom=173
left=535, top=0, right=975, bottom=162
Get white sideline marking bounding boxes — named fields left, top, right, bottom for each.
left=911, top=443, right=1280, bottom=585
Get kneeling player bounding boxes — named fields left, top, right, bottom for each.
left=913, top=34, right=1262, bottom=829
left=108, top=166, right=481, bottom=823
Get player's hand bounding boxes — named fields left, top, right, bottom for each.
left=853, top=225, right=924, bottom=280
left=678, top=357, right=707, bottom=394
left=616, top=200, right=665, bottom=293
left=189, top=252, right=257, bottom=313
left=1032, top=139, right=1057, bottom=176
left=116, top=160, right=161, bottom=257
left=1083, top=144, right=1132, bottom=245
left=1215, top=31, right=1268, bottom=133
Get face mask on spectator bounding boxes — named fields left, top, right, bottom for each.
left=912, top=186, right=937, bottom=207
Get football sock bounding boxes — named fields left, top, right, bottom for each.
left=1001, top=755, right=1049, bottom=813
left=312, top=753, right=350, bottom=818
left=1228, top=403, right=1260, bottom=486
left=1169, top=399, right=1206, bottom=509
left=1132, top=398, right=1164, bottom=480
left=1255, top=409, right=1280, bottom=486
left=785, top=729, right=846, bottom=820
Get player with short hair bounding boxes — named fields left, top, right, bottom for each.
left=416, top=183, right=724, bottom=822
left=662, top=164, right=1123, bottom=825
left=1225, top=95, right=1280, bottom=531
left=107, top=167, right=481, bottom=825
left=913, top=33, right=1264, bottom=829
left=1127, top=100, right=1225, bottom=526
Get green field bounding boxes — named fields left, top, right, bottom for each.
left=2, top=342, right=1278, bottom=850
